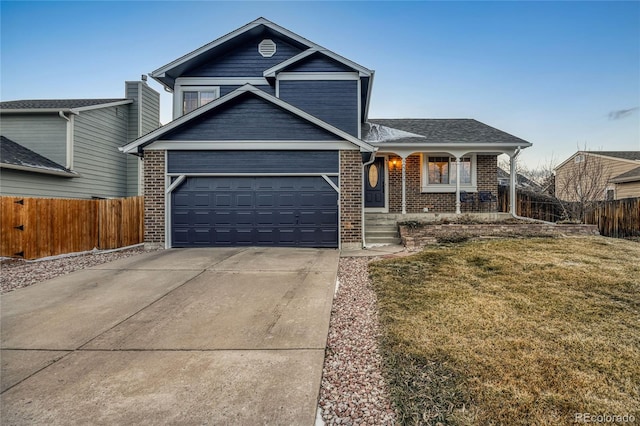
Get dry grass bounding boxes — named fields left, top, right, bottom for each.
left=370, top=236, right=640, bottom=425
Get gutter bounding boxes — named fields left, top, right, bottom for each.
left=0, top=163, right=79, bottom=178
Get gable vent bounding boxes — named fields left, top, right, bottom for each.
left=258, top=39, right=277, bottom=58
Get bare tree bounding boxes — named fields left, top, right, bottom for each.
left=554, top=150, right=612, bottom=222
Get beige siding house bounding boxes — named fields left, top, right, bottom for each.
left=555, top=151, right=640, bottom=201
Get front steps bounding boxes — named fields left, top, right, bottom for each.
left=364, top=213, right=401, bottom=245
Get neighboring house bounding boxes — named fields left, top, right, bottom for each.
left=121, top=17, right=532, bottom=249
left=497, top=167, right=543, bottom=192
left=555, top=151, right=640, bottom=202
left=0, top=80, right=159, bottom=199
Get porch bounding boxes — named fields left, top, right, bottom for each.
left=364, top=212, right=513, bottom=245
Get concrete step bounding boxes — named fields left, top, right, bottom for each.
left=365, top=235, right=402, bottom=245
left=366, top=230, right=399, bottom=239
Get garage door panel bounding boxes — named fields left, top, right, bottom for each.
left=171, top=176, right=338, bottom=248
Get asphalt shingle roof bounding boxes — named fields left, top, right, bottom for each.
left=0, top=99, right=128, bottom=110
left=363, top=119, right=531, bottom=145
left=611, top=166, right=640, bottom=182
left=587, top=151, right=640, bottom=161
left=0, top=136, right=74, bottom=175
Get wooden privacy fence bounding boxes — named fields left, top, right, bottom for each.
left=1, top=196, right=144, bottom=259
left=584, top=197, right=640, bottom=238
left=498, top=186, right=563, bottom=222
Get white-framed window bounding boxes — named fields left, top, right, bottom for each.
left=181, top=87, right=220, bottom=114
left=421, top=153, right=477, bottom=192
left=172, top=85, right=221, bottom=117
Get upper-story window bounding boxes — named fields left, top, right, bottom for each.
left=182, top=87, right=220, bottom=114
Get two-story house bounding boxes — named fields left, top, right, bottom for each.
left=122, top=18, right=532, bottom=249
left=1, top=80, right=159, bottom=199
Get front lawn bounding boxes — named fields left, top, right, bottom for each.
left=370, top=237, right=640, bottom=425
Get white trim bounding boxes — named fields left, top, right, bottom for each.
left=321, top=175, right=340, bottom=193
left=175, top=77, right=270, bottom=86
left=167, top=172, right=339, bottom=177
left=421, top=153, right=478, bottom=193
left=146, top=140, right=360, bottom=151
left=277, top=72, right=359, bottom=81
left=173, top=85, right=220, bottom=119
left=164, top=151, right=170, bottom=249
left=258, top=39, right=277, bottom=57
left=70, top=99, right=133, bottom=113
left=363, top=71, right=374, bottom=121
left=0, top=163, right=78, bottom=177
left=357, top=78, right=362, bottom=139
left=121, top=84, right=375, bottom=154
left=263, top=48, right=372, bottom=78
left=166, top=174, right=186, bottom=194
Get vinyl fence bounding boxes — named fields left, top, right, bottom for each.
left=1, top=196, right=144, bottom=260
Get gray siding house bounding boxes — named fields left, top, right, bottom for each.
left=122, top=18, right=532, bottom=250
left=1, top=81, right=159, bottom=199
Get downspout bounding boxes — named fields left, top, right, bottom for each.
left=361, top=149, right=378, bottom=248
left=59, top=111, right=78, bottom=169
left=508, top=147, right=549, bottom=223
left=509, top=147, right=521, bottom=217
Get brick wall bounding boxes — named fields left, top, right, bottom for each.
left=340, top=150, right=362, bottom=247
left=387, top=154, right=498, bottom=213
left=143, top=150, right=165, bottom=247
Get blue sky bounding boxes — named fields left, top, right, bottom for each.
left=1, top=1, right=639, bottom=168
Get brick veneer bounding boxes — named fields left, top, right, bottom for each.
left=143, top=150, right=165, bottom=247
left=387, top=154, right=498, bottom=213
left=340, top=150, right=363, bottom=248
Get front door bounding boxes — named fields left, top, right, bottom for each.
left=364, top=157, right=385, bottom=208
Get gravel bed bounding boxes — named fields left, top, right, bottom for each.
left=318, top=257, right=397, bottom=425
left=0, top=246, right=148, bottom=294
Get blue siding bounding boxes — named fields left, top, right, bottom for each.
left=279, top=80, right=359, bottom=136
left=285, top=53, right=355, bottom=73
left=163, top=94, right=340, bottom=141
left=185, top=35, right=303, bottom=78
left=168, top=150, right=338, bottom=174
left=220, top=85, right=275, bottom=97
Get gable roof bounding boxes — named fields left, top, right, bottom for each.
left=120, top=84, right=375, bottom=154
left=150, top=17, right=372, bottom=90
left=610, top=166, right=640, bottom=183
left=363, top=119, right=532, bottom=147
left=0, top=99, right=132, bottom=113
left=0, top=136, right=77, bottom=177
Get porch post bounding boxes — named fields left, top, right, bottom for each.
left=455, top=156, right=461, bottom=214
left=509, top=152, right=518, bottom=215
left=401, top=156, right=407, bottom=215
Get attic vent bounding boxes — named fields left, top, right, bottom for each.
left=258, top=39, right=276, bottom=58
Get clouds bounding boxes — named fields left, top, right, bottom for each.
left=608, top=107, right=639, bottom=120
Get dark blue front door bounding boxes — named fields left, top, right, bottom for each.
left=364, top=158, right=385, bottom=208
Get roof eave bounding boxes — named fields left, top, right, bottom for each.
left=0, top=163, right=78, bottom=177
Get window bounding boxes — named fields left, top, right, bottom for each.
left=427, top=156, right=471, bottom=185
left=422, top=154, right=476, bottom=192
left=183, top=89, right=219, bottom=114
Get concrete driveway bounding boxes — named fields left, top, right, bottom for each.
left=1, top=247, right=339, bottom=425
